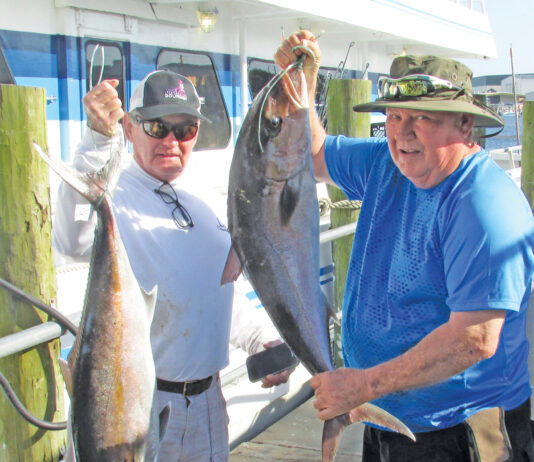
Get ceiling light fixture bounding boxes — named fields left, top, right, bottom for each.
left=197, top=7, right=219, bottom=33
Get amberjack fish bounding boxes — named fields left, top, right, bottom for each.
left=222, top=62, right=415, bottom=460
left=34, top=142, right=168, bottom=461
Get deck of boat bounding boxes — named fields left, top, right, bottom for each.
left=230, top=397, right=365, bottom=461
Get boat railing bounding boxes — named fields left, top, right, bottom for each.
left=489, top=145, right=522, bottom=185
left=489, top=145, right=522, bottom=169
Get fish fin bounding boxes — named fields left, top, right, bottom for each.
left=159, top=403, right=171, bottom=442
left=33, top=141, right=123, bottom=206
left=221, top=245, right=243, bottom=285
left=59, top=358, right=73, bottom=399
left=322, top=413, right=351, bottom=462
left=350, top=402, right=416, bottom=442
left=66, top=325, right=80, bottom=383
left=323, top=294, right=339, bottom=327
left=329, top=310, right=340, bottom=326
left=143, top=285, right=158, bottom=323
left=279, top=180, right=299, bottom=226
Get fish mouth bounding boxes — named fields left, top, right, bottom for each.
left=263, top=69, right=308, bottom=120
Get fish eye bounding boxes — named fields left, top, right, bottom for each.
left=270, top=116, right=281, bottom=128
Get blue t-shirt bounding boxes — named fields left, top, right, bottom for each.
left=325, top=135, right=534, bottom=433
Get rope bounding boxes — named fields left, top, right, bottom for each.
left=0, top=276, right=76, bottom=430
left=0, top=276, right=78, bottom=336
left=0, top=372, right=67, bottom=430
left=319, top=198, right=362, bottom=216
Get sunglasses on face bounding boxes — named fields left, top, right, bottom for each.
left=135, top=116, right=199, bottom=142
left=377, top=74, right=465, bottom=99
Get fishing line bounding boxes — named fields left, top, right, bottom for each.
left=87, top=42, right=123, bottom=212
left=89, top=44, right=105, bottom=91
left=257, top=45, right=317, bottom=153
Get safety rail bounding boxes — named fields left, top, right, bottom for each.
left=0, top=312, right=81, bottom=361
left=489, top=145, right=522, bottom=170
left=0, top=222, right=357, bottom=361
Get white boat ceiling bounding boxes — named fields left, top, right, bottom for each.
left=45, top=0, right=497, bottom=74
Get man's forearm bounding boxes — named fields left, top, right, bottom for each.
left=363, top=310, right=506, bottom=401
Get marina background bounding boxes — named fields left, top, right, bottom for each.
left=486, top=113, right=523, bottom=151
left=461, top=0, right=534, bottom=76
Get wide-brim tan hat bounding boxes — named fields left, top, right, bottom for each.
left=353, top=55, right=504, bottom=128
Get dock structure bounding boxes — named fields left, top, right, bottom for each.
left=230, top=398, right=365, bottom=461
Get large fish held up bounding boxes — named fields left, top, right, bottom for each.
left=34, top=141, right=168, bottom=461
left=222, top=58, right=415, bottom=460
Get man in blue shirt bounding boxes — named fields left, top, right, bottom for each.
left=275, top=31, right=534, bottom=461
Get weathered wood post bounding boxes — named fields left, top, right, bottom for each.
left=325, top=79, right=371, bottom=367
left=0, top=85, right=66, bottom=461
left=521, top=95, right=534, bottom=423
left=521, top=96, right=534, bottom=206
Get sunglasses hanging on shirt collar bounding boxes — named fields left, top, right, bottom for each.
left=154, top=181, right=194, bottom=229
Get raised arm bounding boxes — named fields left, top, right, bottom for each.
left=274, top=31, right=333, bottom=185
left=52, top=80, right=124, bottom=259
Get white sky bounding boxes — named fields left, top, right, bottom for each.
left=460, top=0, right=534, bottom=77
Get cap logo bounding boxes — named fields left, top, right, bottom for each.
left=164, top=80, right=187, bottom=101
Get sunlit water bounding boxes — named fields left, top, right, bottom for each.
left=485, top=113, right=522, bottom=151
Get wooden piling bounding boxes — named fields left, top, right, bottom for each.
left=326, top=79, right=371, bottom=367
left=0, top=85, right=66, bottom=461
left=522, top=99, right=534, bottom=207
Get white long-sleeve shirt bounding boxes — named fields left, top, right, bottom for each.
left=53, top=127, right=277, bottom=382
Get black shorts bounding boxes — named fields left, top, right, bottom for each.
left=362, top=399, right=534, bottom=462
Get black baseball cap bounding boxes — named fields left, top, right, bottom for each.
left=129, top=70, right=211, bottom=122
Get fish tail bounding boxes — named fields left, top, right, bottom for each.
left=33, top=140, right=123, bottom=207
left=350, top=402, right=416, bottom=441
left=322, top=413, right=351, bottom=462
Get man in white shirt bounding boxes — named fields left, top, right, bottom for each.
left=54, top=70, right=290, bottom=461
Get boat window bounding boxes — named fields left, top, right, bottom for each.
left=0, top=47, right=15, bottom=84
left=157, top=49, right=230, bottom=151
left=85, top=41, right=125, bottom=108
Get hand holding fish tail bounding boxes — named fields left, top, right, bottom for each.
left=311, top=369, right=416, bottom=442
left=310, top=368, right=374, bottom=421
left=83, top=79, right=124, bottom=137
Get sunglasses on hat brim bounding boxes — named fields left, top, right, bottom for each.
left=377, top=74, right=468, bottom=99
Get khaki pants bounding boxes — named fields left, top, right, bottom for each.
left=157, top=374, right=230, bottom=462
